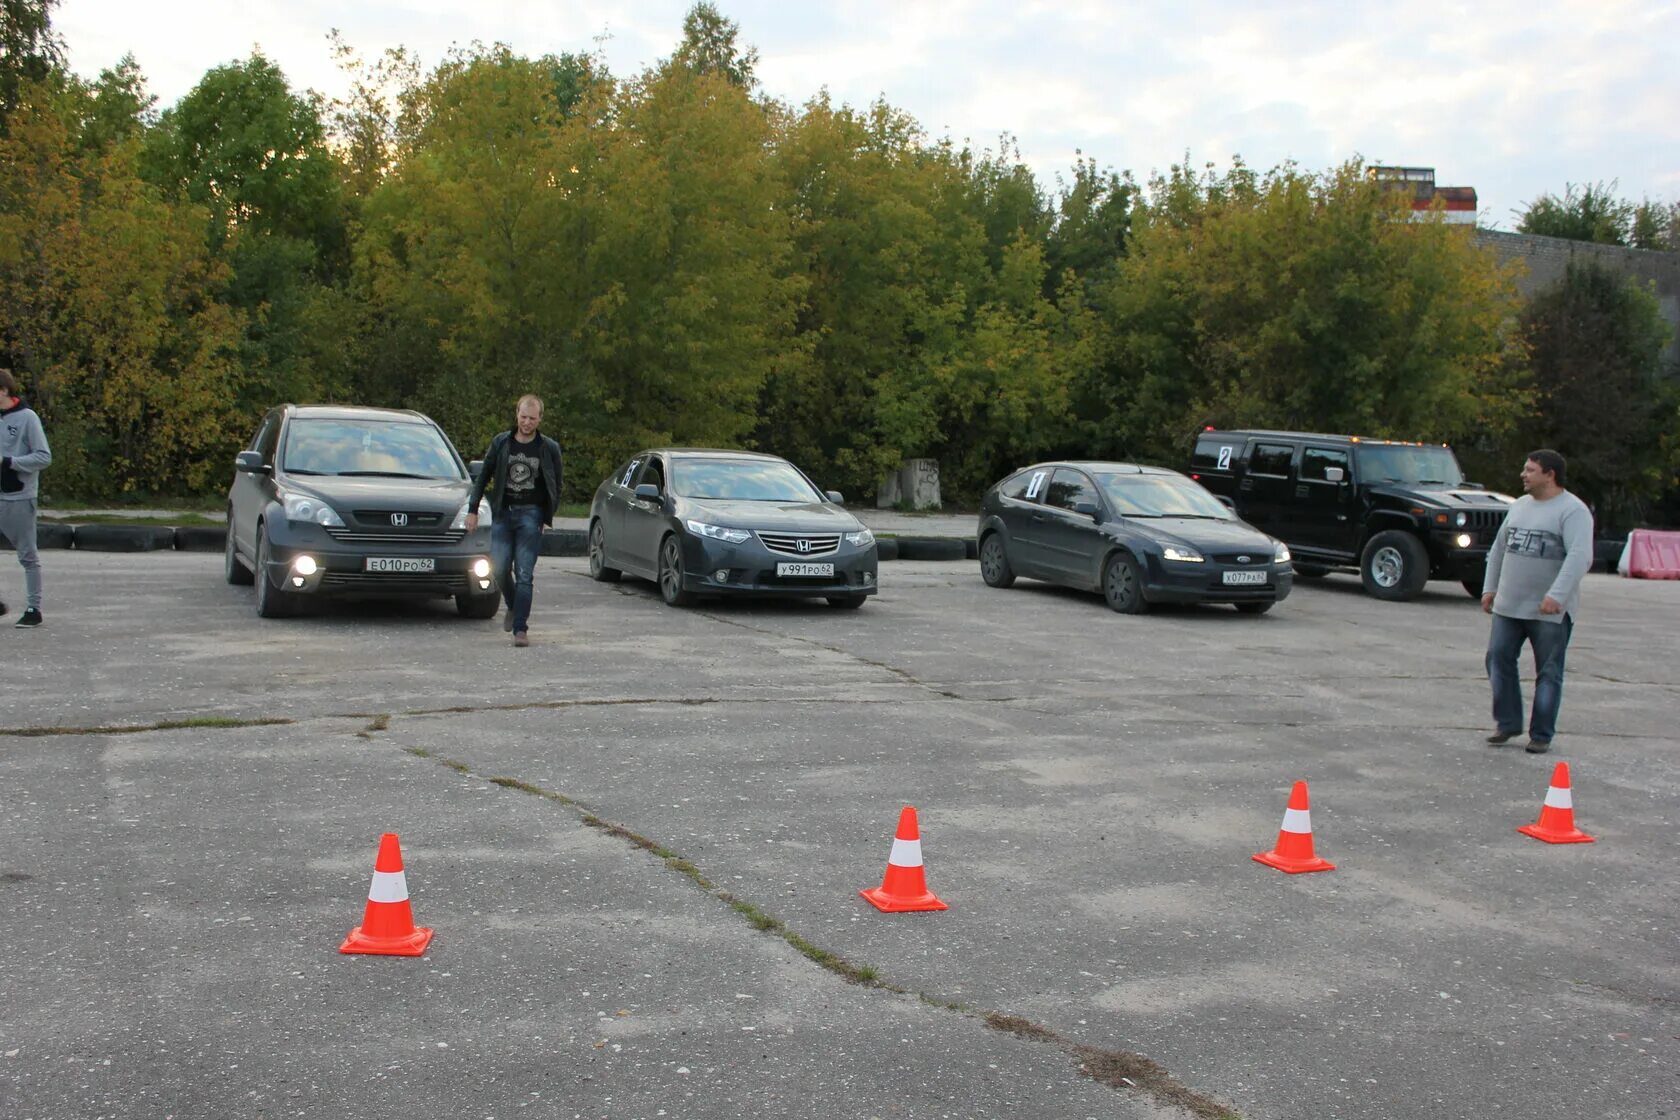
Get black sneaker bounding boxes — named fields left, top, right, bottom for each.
left=1486, top=730, right=1520, bottom=746
left=1525, top=738, right=1552, bottom=754
left=0, top=599, right=7, bottom=618
left=15, top=607, right=42, bottom=628
left=502, top=611, right=515, bottom=633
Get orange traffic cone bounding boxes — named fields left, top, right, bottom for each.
left=1518, top=762, right=1595, bottom=844
left=340, top=833, right=435, bottom=955
left=1253, top=780, right=1335, bottom=874
left=860, top=806, right=948, bottom=912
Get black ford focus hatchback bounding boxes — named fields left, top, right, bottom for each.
left=225, top=405, right=499, bottom=619
left=976, top=461, right=1293, bottom=614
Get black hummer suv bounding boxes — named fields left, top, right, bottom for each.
left=1189, top=429, right=1513, bottom=601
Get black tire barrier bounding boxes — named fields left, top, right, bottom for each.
left=896, top=536, right=967, bottom=562
left=1593, top=536, right=1626, bottom=573
left=541, top=528, right=587, bottom=557
left=3, top=523, right=75, bottom=549
left=874, top=536, right=899, bottom=562
left=964, top=537, right=978, bottom=560
left=73, top=524, right=177, bottom=551
left=174, top=526, right=228, bottom=552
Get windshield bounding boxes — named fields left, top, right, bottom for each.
left=672, top=459, right=823, bottom=502
left=281, top=419, right=463, bottom=479
left=1354, top=444, right=1464, bottom=486
left=1095, top=473, right=1233, bottom=519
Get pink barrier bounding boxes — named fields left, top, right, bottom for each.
left=1619, top=529, right=1680, bottom=579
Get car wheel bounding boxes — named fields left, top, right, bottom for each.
left=1359, top=530, right=1429, bottom=601
left=224, top=511, right=253, bottom=586
left=1460, top=579, right=1483, bottom=599
left=827, top=595, right=866, bottom=609
left=1102, top=552, right=1149, bottom=614
left=456, top=591, right=500, bottom=619
left=978, top=533, right=1015, bottom=588
left=1293, top=563, right=1329, bottom=579
left=658, top=535, right=693, bottom=607
left=588, top=519, right=621, bottom=582
left=254, top=523, right=299, bottom=618
left=1234, top=600, right=1274, bottom=615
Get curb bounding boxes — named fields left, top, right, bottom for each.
left=541, top=528, right=588, bottom=557
left=72, top=524, right=177, bottom=551
left=895, top=536, right=968, bottom=562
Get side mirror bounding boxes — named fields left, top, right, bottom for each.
left=1216, top=495, right=1236, bottom=512
left=1072, top=499, right=1101, bottom=519
left=235, top=450, right=268, bottom=474
left=469, top=460, right=484, bottom=482
left=1324, top=466, right=1345, bottom=483
left=825, top=490, right=844, bottom=504
left=634, top=483, right=660, bottom=501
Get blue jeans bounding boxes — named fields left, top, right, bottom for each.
left=1486, top=612, right=1573, bottom=742
left=490, top=504, right=543, bottom=634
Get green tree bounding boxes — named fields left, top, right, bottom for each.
left=672, top=2, right=758, bottom=89
left=1078, top=158, right=1528, bottom=466
left=1517, top=261, right=1677, bottom=526
left=0, top=0, right=63, bottom=129
left=1516, top=181, right=1635, bottom=245
left=71, top=53, right=155, bottom=154
left=1630, top=199, right=1678, bottom=252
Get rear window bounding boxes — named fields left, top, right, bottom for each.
left=1000, top=469, right=1047, bottom=502
left=1191, top=439, right=1238, bottom=473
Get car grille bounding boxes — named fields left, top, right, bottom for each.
left=326, top=528, right=466, bottom=545
left=352, top=510, right=446, bottom=527
left=1462, top=510, right=1505, bottom=531
left=757, top=532, right=841, bottom=557
left=319, top=572, right=465, bottom=591
left=1208, top=552, right=1271, bottom=564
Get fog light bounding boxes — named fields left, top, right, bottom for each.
left=715, top=569, right=729, bottom=582
left=292, top=555, right=318, bottom=576
left=472, top=558, right=491, bottom=578
left=1455, top=533, right=1473, bottom=548
left=477, top=578, right=492, bottom=591
left=863, top=571, right=874, bottom=585
left=291, top=576, right=306, bottom=588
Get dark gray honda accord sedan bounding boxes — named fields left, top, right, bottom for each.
left=977, top=461, right=1293, bottom=614
left=588, top=449, right=878, bottom=608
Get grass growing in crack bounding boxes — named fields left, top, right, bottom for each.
left=404, top=747, right=431, bottom=758
left=3, top=715, right=292, bottom=738
left=366, top=714, right=390, bottom=732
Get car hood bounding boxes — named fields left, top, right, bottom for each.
left=286, top=475, right=472, bottom=514
left=1119, top=515, right=1277, bottom=552
left=678, top=498, right=863, bottom=532
left=1369, top=483, right=1516, bottom=509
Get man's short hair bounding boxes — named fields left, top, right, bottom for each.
left=0, top=368, right=17, bottom=397
left=517, top=394, right=543, bottom=414
left=1527, top=449, right=1567, bottom=488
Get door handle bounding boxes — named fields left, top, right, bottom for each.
left=1295, top=485, right=1308, bottom=498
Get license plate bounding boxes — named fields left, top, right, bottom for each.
left=776, top=562, right=834, bottom=578
left=365, top=557, right=435, bottom=573
left=1222, top=570, right=1267, bottom=585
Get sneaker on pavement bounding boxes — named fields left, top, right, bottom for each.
left=0, top=599, right=8, bottom=618
left=1486, top=730, right=1519, bottom=746
left=15, top=607, right=42, bottom=628
left=503, top=611, right=515, bottom=633
left=1525, top=738, right=1552, bottom=754
left=512, top=631, right=529, bottom=648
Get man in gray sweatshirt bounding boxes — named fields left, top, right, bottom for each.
left=1481, top=449, right=1593, bottom=753
left=0, top=368, right=52, bottom=628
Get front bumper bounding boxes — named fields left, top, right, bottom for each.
left=261, top=520, right=496, bottom=599
left=678, top=534, right=879, bottom=598
left=1429, top=530, right=1490, bottom=581
left=1142, top=558, right=1294, bottom=605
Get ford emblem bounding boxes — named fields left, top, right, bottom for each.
left=1237, top=554, right=1250, bottom=563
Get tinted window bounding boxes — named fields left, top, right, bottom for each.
left=281, top=419, right=461, bottom=479
left=1249, top=443, right=1294, bottom=477
left=1000, top=469, right=1047, bottom=502
left=1095, top=474, right=1233, bottom=519
left=1191, top=439, right=1238, bottom=473
left=1045, top=469, right=1098, bottom=512
left=254, top=413, right=281, bottom=463
left=1300, top=447, right=1350, bottom=483
left=637, top=457, right=667, bottom=492
left=616, top=457, right=643, bottom=488
left=671, top=459, right=822, bottom=501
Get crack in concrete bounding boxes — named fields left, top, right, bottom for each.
left=403, top=746, right=1238, bottom=1119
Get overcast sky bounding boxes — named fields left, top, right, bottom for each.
left=53, top=0, right=1680, bottom=228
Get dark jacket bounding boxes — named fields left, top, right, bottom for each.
left=469, top=429, right=563, bottom=526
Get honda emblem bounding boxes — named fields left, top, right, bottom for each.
left=797, top=538, right=811, bottom=553
left=391, top=513, right=408, bottom=527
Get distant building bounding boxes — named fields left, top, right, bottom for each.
left=1368, top=166, right=1478, bottom=225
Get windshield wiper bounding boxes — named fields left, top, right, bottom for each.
left=283, top=467, right=326, bottom=475
left=335, top=470, right=440, bottom=479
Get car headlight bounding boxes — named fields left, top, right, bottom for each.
left=845, top=528, right=875, bottom=548
left=282, top=492, right=344, bottom=527
left=1274, top=542, right=1292, bottom=563
left=451, top=500, right=491, bottom=530
left=1455, top=512, right=1468, bottom=528
left=1162, top=545, right=1204, bottom=563
left=686, top=519, right=750, bottom=544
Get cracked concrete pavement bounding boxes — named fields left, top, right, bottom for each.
left=3, top=551, right=1678, bottom=1119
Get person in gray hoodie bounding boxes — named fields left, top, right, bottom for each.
left=1480, top=449, right=1593, bottom=753
left=0, top=368, right=52, bottom=627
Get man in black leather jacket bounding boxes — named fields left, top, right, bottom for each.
left=466, top=394, right=562, bottom=646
